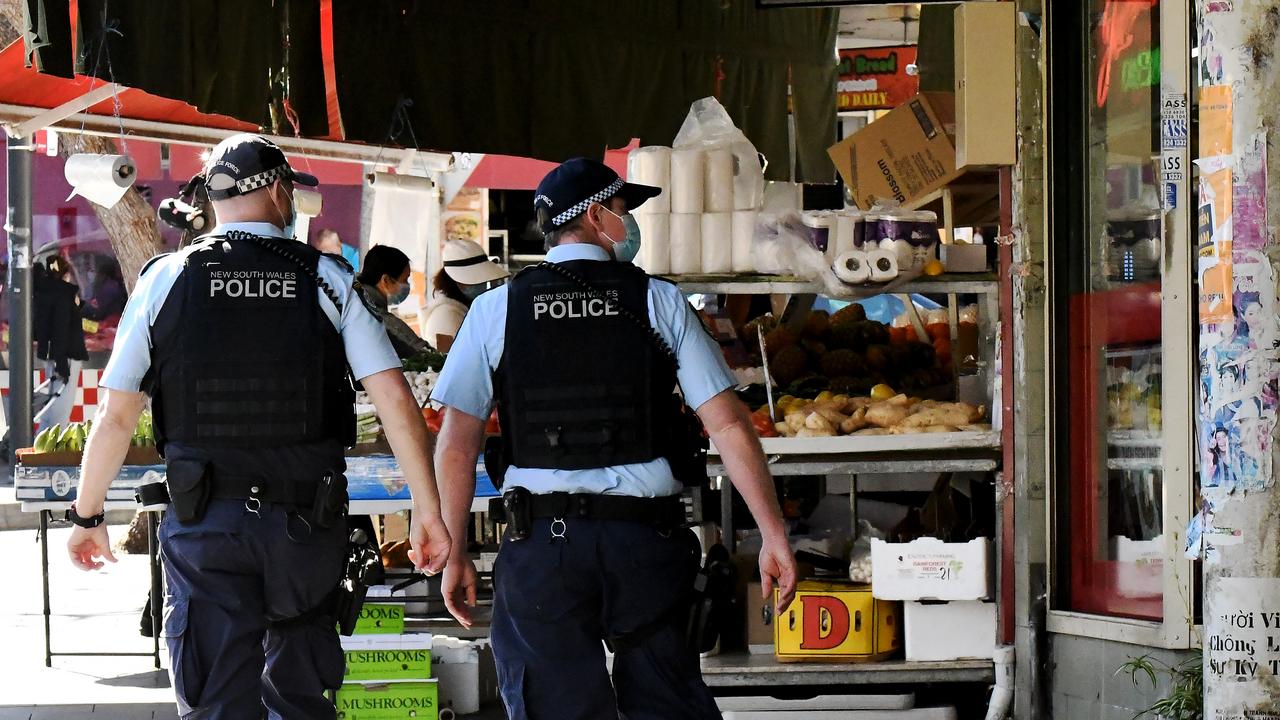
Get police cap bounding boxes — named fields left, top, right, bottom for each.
left=197, top=134, right=319, bottom=201
left=534, top=157, right=660, bottom=233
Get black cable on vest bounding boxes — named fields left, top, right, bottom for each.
left=534, top=261, right=679, bottom=371
left=220, top=230, right=345, bottom=315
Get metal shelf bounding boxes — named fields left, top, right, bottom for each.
left=668, top=272, right=999, bottom=297
left=709, top=451, right=999, bottom=477
left=700, top=653, right=995, bottom=687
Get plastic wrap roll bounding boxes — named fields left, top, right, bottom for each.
left=731, top=210, right=758, bottom=273
left=833, top=250, right=871, bottom=284
left=703, top=149, right=734, bottom=213
left=833, top=212, right=859, bottom=257
left=867, top=248, right=900, bottom=282
left=670, top=149, right=705, bottom=214
left=293, top=188, right=323, bottom=217
left=64, top=153, right=136, bottom=208
left=669, top=213, right=703, bottom=274
left=732, top=147, right=764, bottom=210
left=627, top=146, right=671, bottom=214
left=634, top=213, right=671, bottom=275
left=700, top=212, right=732, bottom=273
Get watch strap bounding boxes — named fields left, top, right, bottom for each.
left=67, top=502, right=106, bottom=528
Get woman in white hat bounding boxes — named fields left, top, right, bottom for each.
left=422, top=239, right=509, bottom=351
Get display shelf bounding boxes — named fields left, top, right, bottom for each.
left=1107, top=430, right=1162, bottom=448
left=709, top=451, right=999, bottom=477
left=1106, top=458, right=1163, bottom=472
left=711, top=431, right=1000, bottom=457
left=668, top=272, right=998, bottom=297
left=699, top=653, right=995, bottom=687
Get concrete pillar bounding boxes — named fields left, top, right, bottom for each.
left=1197, top=2, right=1280, bottom=717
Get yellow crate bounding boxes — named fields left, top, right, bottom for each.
left=774, top=580, right=901, bottom=662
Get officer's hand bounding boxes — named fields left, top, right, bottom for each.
left=67, top=525, right=117, bottom=571
left=442, top=556, right=479, bottom=629
left=408, top=513, right=451, bottom=576
left=759, top=536, right=797, bottom=615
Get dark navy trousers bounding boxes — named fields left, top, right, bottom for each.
left=491, top=517, right=721, bottom=720
left=160, top=499, right=347, bottom=719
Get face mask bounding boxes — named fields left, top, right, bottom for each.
left=388, top=281, right=411, bottom=305
left=460, top=284, right=486, bottom=301
left=599, top=205, right=642, bottom=263
left=272, top=184, right=296, bottom=238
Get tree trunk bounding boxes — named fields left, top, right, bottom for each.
left=58, top=133, right=164, bottom=290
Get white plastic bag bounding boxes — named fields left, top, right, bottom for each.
left=848, top=519, right=885, bottom=584
left=673, top=97, right=765, bottom=211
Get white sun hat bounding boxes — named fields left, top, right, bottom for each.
left=441, top=238, right=509, bottom=285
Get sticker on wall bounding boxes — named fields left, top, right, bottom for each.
left=1233, top=132, right=1269, bottom=253
left=1205, top=576, right=1280, bottom=718
left=1200, top=85, right=1233, bottom=156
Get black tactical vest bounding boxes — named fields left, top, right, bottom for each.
left=495, top=260, right=679, bottom=470
left=148, top=234, right=355, bottom=481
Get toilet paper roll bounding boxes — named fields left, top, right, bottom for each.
left=670, top=149, right=705, bottom=214
left=669, top=213, right=703, bottom=275
left=293, top=188, right=323, bottom=217
left=833, top=250, right=871, bottom=284
left=833, top=213, right=859, bottom=257
left=731, top=210, right=758, bottom=273
left=701, top=212, right=732, bottom=273
left=801, top=211, right=837, bottom=261
left=627, top=146, right=671, bottom=214
left=704, top=149, right=734, bottom=213
left=634, top=213, right=671, bottom=275
left=867, top=248, right=900, bottom=282
left=64, top=153, right=136, bottom=208
left=732, top=147, right=765, bottom=210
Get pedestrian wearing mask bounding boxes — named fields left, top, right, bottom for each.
left=65, top=134, right=451, bottom=719
left=432, top=158, right=796, bottom=720
left=356, top=245, right=432, bottom=359
left=422, top=239, right=509, bottom=352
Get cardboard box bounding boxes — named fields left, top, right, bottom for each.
left=774, top=580, right=901, bottom=662
left=827, top=93, right=960, bottom=210
left=954, top=2, right=1016, bottom=168
left=341, top=633, right=432, bottom=681
left=939, top=243, right=988, bottom=273
left=352, top=604, right=406, bottom=635
left=744, top=581, right=775, bottom=654
left=903, top=600, right=996, bottom=661
left=870, top=537, right=993, bottom=601
left=335, top=680, right=437, bottom=720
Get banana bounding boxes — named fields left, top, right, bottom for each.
left=33, top=427, right=53, bottom=452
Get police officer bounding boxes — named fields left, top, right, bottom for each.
left=432, top=158, right=797, bottom=720
left=65, top=134, right=451, bottom=719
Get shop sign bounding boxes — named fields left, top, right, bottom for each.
left=837, top=46, right=918, bottom=112
left=1205, top=577, right=1280, bottom=718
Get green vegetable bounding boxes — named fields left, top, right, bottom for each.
left=401, top=349, right=446, bottom=373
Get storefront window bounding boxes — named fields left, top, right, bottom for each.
left=1054, top=0, right=1165, bottom=621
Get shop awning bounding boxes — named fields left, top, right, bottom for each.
left=18, top=0, right=838, bottom=182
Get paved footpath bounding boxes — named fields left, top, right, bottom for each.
left=0, top=519, right=176, bottom=719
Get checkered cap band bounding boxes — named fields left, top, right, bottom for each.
left=551, top=178, right=624, bottom=228
left=234, top=165, right=288, bottom=195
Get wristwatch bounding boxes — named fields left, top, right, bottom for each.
left=66, top=502, right=106, bottom=529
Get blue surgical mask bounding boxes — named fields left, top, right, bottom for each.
left=600, top=206, right=642, bottom=263
left=460, top=284, right=486, bottom=301
left=389, top=282, right=410, bottom=305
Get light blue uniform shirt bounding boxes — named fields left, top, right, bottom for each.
left=101, top=222, right=401, bottom=392
left=430, top=243, right=737, bottom=498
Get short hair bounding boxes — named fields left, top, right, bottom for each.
left=317, top=228, right=340, bottom=242
left=358, top=245, right=410, bottom=285
left=538, top=207, right=585, bottom=250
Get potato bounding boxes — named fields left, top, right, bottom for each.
left=898, top=407, right=973, bottom=429
left=814, top=404, right=850, bottom=426
left=866, top=403, right=910, bottom=428
left=797, top=426, right=836, bottom=438
left=775, top=422, right=795, bottom=437
left=854, top=427, right=893, bottom=436
left=786, top=411, right=807, bottom=433
left=847, top=397, right=874, bottom=412
left=805, top=412, right=837, bottom=434
left=840, top=407, right=869, bottom=435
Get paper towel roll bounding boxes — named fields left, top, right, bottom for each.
left=833, top=213, right=859, bottom=257
left=669, top=213, right=703, bottom=275
left=293, top=188, right=323, bottom=217
left=867, top=248, right=900, bottom=282
left=731, top=210, right=758, bottom=273
left=635, top=213, right=671, bottom=275
left=701, top=213, right=732, bottom=273
left=64, top=154, right=136, bottom=208
left=833, top=250, right=871, bottom=284
left=704, top=149, right=734, bottom=213
left=627, top=146, right=671, bottom=214
left=732, top=146, right=764, bottom=210
left=670, top=149, right=705, bottom=214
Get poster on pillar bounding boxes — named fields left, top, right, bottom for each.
left=1198, top=168, right=1234, bottom=326
left=1206, top=576, right=1280, bottom=718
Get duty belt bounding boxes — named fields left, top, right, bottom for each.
left=488, top=491, right=686, bottom=528
left=208, top=475, right=324, bottom=506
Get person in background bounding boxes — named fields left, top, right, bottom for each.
left=34, top=255, right=88, bottom=431
left=357, top=245, right=432, bottom=359
left=78, top=257, right=127, bottom=323
left=422, top=239, right=509, bottom=352
left=315, top=227, right=361, bottom=272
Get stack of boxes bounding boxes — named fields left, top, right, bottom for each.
left=336, top=603, right=438, bottom=720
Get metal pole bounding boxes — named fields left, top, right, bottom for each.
left=5, top=134, right=34, bottom=458
left=41, top=510, right=51, bottom=667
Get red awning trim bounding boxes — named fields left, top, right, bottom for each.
left=319, top=0, right=346, bottom=140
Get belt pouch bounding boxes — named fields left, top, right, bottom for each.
left=166, top=459, right=211, bottom=525
left=310, top=471, right=349, bottom=529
